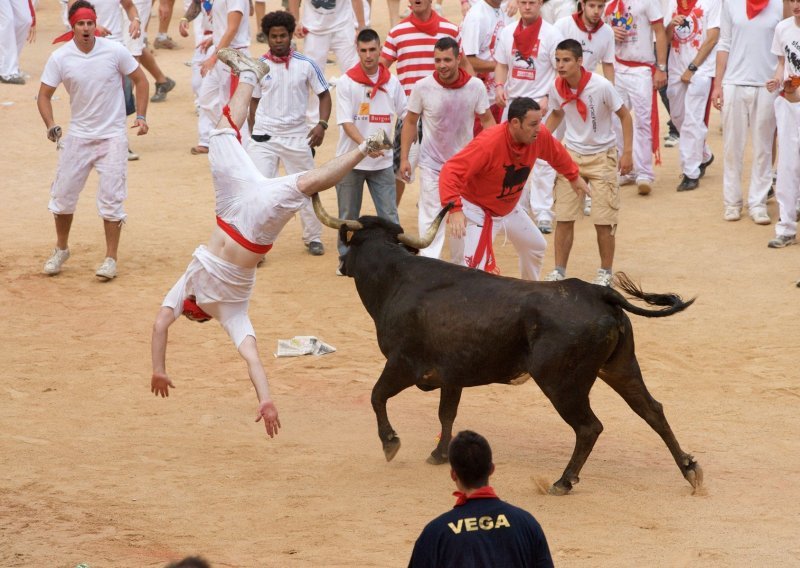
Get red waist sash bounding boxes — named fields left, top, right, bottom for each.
left=216, top=216, right=273, bottom=254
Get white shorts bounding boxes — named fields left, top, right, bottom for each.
left=163, top=245, right=257, bottom=348
left=124, top=0, right=152, bottom=56
left=210, top=128, right=309, bottom=246
left=48, top=134, right=128, bottom=221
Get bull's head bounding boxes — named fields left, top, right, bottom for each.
left=311, top=194, right=453, bottom=251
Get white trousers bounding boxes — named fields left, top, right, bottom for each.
left=197, top=55, right=250, bottom=147
left=773, top=96, right=800, bottom=237
left=417, top=166, right=464, bottom=263
left=246, top=135, right=322, bottom=243
left=614, top=65, right=655, bottom=183
left=462, top=198, right=546, bottom=281
left=522, top=159, right=556, bottom=223
left=0, top=0, right=33, bottom=79
left=666, top=74, right=713, bottom=179
left=722, top=84, right=777, bottom=211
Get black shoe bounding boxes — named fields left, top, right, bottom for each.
left=150, top=77, right=176, bottom=102
left=306, top=241, right=325, bottom=256
left=677, top=175, right=699, bottom=192
left=698, top=154, right=714, bottom=178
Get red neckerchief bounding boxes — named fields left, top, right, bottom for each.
left=604, top=0, right=626, bottom=19
left=346, top=63, right=392, bottom=99
left=572, top=12, right=604, bottom=40
left=28, top=0, right=35, bottom=26
left=433, top=68, right=471, bottom=89
left=512, top=17, right=542, bottom=61
left=453, top=486, right=498, bottom=507
left=746, top=0, right=769, bottom=19
left=53, top=7, right=100, bottom=43
left=676, top=0, right=699, bottom=16
left=264, top=49, right=292, bottom=68
left=556, top=67, right=592, bottom=121
left=405, top=10, right=442, bottom=36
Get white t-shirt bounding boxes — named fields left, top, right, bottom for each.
left=554, top=14, right=615, bottom=72
left=302, top=0, right=355, bottom=35
left=494, top=18, right=563, bottom=100
left=335, top=71, right=407, bottom=170
left=41, top=38, right=139, bottom=139
left=548, top=72, right=622, bottom=154
left=212, top=0, right=250, bottom=48
left=407, top=74, right=490, bottom=172
left=717, top=0, right=781, bottom=86
left=666, top=0, right=720, bottom=77
left=541, top=0, right=578, bottom=24
left=461, top=0, right=513, bottom=104
left=252, top=52, right=329, bottom=137
left=93, top=0, right=124, bottom=43
left=772, top=17, right=800, bottom=79
left=604, top=0, right=663, bottom=64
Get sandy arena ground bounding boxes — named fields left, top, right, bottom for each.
left=2, top=3, right=799, bottom=567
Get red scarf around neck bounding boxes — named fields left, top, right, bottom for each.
left=556, top=67, right=592, bottom=121
left=264, top=49, right=293, bottom=68
left=453, top=486, right=498, bottom=507
left=513, top=17, right=542, bottom=60
left=346, top=63, right=392, bottom=98
left=676, top=0, right=699, bottom=16
left=406, top=10, right=442, bottom=36
left=572, top=12, right=604, bottom=40
left=433, top=67, right=471, bottom=89
left=746, top=0, right=769, bottom=19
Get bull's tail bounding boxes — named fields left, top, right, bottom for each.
left=606, top=272, right=695, bottom=318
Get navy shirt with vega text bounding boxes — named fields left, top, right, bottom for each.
left=408, top=496, right=553, bottom=568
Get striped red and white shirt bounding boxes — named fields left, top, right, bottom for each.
left=381, top=18, right=461, bottom=96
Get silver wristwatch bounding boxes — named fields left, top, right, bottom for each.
left=656, top=63, right=667, bottom=72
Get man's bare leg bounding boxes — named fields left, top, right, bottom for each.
left=387, top=0, right=400, bottom=27
left=553, top=220, right=574, bottom=271
left=596, top=224, right=615, bottom=271
left=103, top=219, right=123, bottom=260
left=158, top=0, right=174, bottom=35
left=54, top=213, right=74, bottom=250
left=396, top=178, right=405, bottom=205
left=137, top=50, right=168, bottom=84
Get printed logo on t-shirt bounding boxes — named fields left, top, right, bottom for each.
left=369, top=114, right=391, bottom=123
left=358, top=102, right=370, bottom=115
left=498, top=164, right=532, bottom=199
left=606, top=4, right=636, bottom=43
left=671, top=9, right=704, bottom=51
left=311, top=0, right=336, bottom=10
left=511, top=42, right=539, bottom=81
left=785, top=41, right=800, bottom=76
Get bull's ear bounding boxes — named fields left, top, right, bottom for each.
left=339, top=226, right=354, bottom=245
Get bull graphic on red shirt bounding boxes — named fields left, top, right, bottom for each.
left=498, top=164, right=531, bottom=199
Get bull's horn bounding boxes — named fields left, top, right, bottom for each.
left=312, top=194, right=363, bottom=231
left=397, top=202, right=454, bottom=250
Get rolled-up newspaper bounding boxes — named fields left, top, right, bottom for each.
left=275, top=336, right=336, bottom=357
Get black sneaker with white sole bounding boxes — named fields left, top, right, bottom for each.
left=677, top=175, right=699, bottom=192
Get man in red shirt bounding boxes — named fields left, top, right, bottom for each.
left=439, top=97, right=588, bottom=280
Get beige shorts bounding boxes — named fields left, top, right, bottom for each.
left=554, top=147, right=619, bottom=225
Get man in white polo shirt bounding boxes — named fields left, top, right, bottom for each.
left=247, top=11, right=330, bottom=256
left=711, top=0, right=783, bottom=224
left=554, top=0, right=615, bottom=80
left=334, top=28, right=407, bottom=272
left=544, top=39, right=632, bottom=286
left=494, top=0, right=564, bottom=234
left=37, top=0, right=149, bottom=280
left=400, top=37, right=495, bottom=262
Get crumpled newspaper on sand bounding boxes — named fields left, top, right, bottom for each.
left=275, top=336, right=336, bottom=357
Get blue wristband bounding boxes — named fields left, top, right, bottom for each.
left=136, top=114, right=146, bottom=121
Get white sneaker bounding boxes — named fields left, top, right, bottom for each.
left=95, top=257, right=117, bottom=280
left=636, top=179, right=652, bottom=196
left=43, top=248, right=70, bottom=275
left=544, top=269, right=564, bottom=282
left=663, top=133, right=679, bottom=148
left=583, top=196, right=592, bottom=216
left=750, top=209, right=771, bottom=225
left=723, top=206, right=741, bottom=222
left=592, top=269, right=613, bottom=287
left=216, top=48, right=270, bottom=81
left=767, top=234, right=796, bottom=248
left=537, top=219, right=553, bottom=234
left=618, top=173, right=636, bottom=186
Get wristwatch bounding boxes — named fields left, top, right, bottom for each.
left=687, top=63, right=698, bottom=72
left=656, top=63, right=667, bottom=72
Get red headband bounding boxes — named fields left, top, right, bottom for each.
left=53, top=7, right=98, bottom=43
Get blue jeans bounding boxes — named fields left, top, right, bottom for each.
left=336, top=166, right=398, bottom=258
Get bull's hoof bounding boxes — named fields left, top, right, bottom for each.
left=383, top=437, right=401, bottom=462
left=685, top=460, right=704, bottom=494
left=426, top=451, right=448, bottom=465
left=548, top=476, right=575, bottom=496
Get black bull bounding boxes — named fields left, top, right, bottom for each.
left=313, top=196, right=703, bottom=495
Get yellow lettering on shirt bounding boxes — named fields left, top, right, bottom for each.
left=478, top=516, right=494, bottom=530
left=448, top=514, right=512, bottom=534
left=495, top=514, right=511, bottom=528
left=464, top=518, right=479, bottom=531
